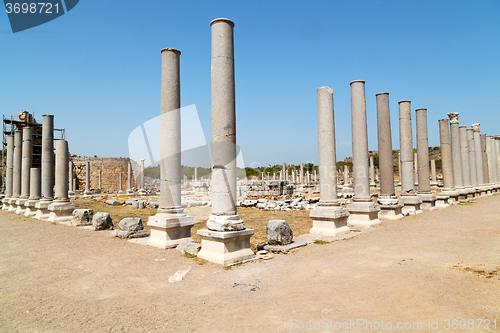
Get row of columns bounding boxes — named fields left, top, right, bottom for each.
left=309, top=79, right=500, bottom=236
left=2, top=115, right=75, bottom=222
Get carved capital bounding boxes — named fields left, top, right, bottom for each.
left=471, top=123, right=480, bottom=132
left=447, top=112, right=459, bottom=124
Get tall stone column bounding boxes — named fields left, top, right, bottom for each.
left=98, top=170, right=102, bottom=189
left=369, top=155, right=376, bottom=187
left=496, top=137, right=500, bottom=185
left=415, top=109, right=436, bottom=210
left=397, top=153, right=402, bottom=186
left=48, top=140, right=75, bottom=223
left=118, top=173, right=124, bottom=193
left=480, top=134, right=492, bottom=195
left=343, top=166, right=350, bottom=185
left=2, top=135, right=14, bottom=210
left=68, top=160, right=75, bottom=197
left=472, top=124, right=487, bottom=196
left=459, top=126, right=474, bottom=199
left=197, top=18, right=254, bottom=265
left=24, top=168, right=41, bottom=217
left=398, top=100, right=422, bottom=214
left=300, top=162, right=304, bottom=184
left=413, top=153, right=418, bottom=186
left=466, top=128, right=480, bottom=197
left=437, top=119, right=459, bottom=205
left=430, top=160, right=438, bottom=186
left=375, top=92, right=402, bottom=220
left=35, top=115, right=54, bottom=220
left=486, top=136, right=498, bottom=193
left=147, top=48, right=194, bottom=249
left=447, top=113, right=468, bottom=202
left=16, top=127, right=33, bottom=214
left=84, top=161, right=92, bottom=196
left=138, top=159, right=146, bottom=195
left=9, top=131, right=23, bottom=212
left=126, top=161, right=133, bottom=194
left=309, top=86, right=350, bottom=235
left=282, top=163, right=286, bottom=182
left=346, top=80, right=380, bottom=227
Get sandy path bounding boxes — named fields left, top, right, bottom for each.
left=0, top=195, right=499, bottom=332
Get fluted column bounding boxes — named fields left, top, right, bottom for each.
left=147, top=48, right=195, bottom=249
left=415, top=108, right=436, bottom=210
left=398, top=100, right=422, bottom=214
left=310, top=86, right=350, bottom=235
left=346, top=80, right=380, bottom=227
left=197, top=18, right=254, bottom=265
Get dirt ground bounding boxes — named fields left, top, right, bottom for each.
left=0, top=195, right=499, bottom=332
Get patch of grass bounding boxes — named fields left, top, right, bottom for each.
left=184, top=252, right=197, bottom=259
left=351, top=229, right=362, bottom=232
left=314, top=240, right=329, bottom=245
left=458, top=202, right=475, bottom=206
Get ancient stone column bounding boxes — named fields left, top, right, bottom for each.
left=430, top=159, right=438, bottom=186
left=68, top=160, right=75, bottom=196
left=413, top=153, right=418, bottom=186
left=369, top=155, right=376, bottom=187
left=375, top=92, right=402, bottom=220
left=138, top=159, right=146, bottom=195
left=35, top=115, right=54, bottom=220
left=480, top=134, right=492, bottom=195
left=197, top=18, right=254, bottom=265
left=486, top=136, right=498, bottom=190
left=472, top=123, right=487, bottom=195
left=118, top=173, right=124, bottom=193
left=98, top=169, right=102, bottom=189
left=415, top=108, right=436, bottom=210
left=10, top=131, right=23, bottom=212
left=48, top=140, right=75, bottom=223
left=126, top=161, right=133, bottom=194
left=346, top=80, right=380, bottom=227
left=282, top=163, right=286, bottom=182
left=398, top=100, right=422, bottom=214
left=447, top=113, right=468, bottom=202
left=397, top=153, right=402, bottom=186
left=300, top=162, right=304, bottom=184
left=2, top=135, right=14, bottom=210
left=16, top=127, right=33, bottom=214
left=309, top=86, right=350, bottom=235
left=459, top=126, right=473, bottom=199
left=24, top=168, right=41, bottom=217
left=437, top=119, right=459, bottom=205
left=148, top=48, right=194, bottom=249
left=466, top=128, right=479, bottom=197
left=496, top=137, right=500, bottom=185
left=84, top=161, right=92, bottom=196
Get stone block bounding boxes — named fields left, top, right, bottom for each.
left=92, top=212, right=114, bottom=231
left=267, top=220, right=293, bottom=245
left=72, top=209, right=94, bottom=226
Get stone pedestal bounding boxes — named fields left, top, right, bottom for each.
left=435, top=195, right=451, bottom=209
left=148, top=211, right=195, bottom=248
left=377, top=197, right=403, bottom=220
left=34, top=200, right=51, bottom=220
left=197, top=229, right=254, bottom=266
left=310, top=205, right=350, bottom=235
left=398, top=194, right=422, bottom=215
left=48, top=201, right=75, bottom=223
left=347, top=201, right=381, bottom=228
left=418, top=193, right=437, bottom=211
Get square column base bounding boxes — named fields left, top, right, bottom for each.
left=417, top=193, right=437, bottom=211
left=346, top=201, right=381, bottom=229
left=24, top=199, right=39, bottom=217
left=35, top=200, right=53, bottom=220
left=398, top=195, right=423, bottom=215
left=15, top=198, right=28, bottom=215
left=456, top=188, right=469, bottom=203
left=309, top=205, right=350, bottom=236
left=2, top=198, right=11, bottom=210
left=147, top=213, right=195, bottom=249
left=197, top=229, right=255, bottom=266
left=440, top=190, right=459, bottom=203
left=48, top=201, right=75, bottom=223
left=8, top=198, right=19, bottom=212
left=435, top=195, right=450, bottom=209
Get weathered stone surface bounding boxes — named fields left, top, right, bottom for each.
left=148, top=201, right=159, bottom=209
left=105, top=199, right=119, bottom=206
left=72, top=209, right=94, bottom=226
left=267, top=220, right=293, bottom=245
left=240, top=200, right=257, bottom=207
left=132, top=200, right=146, bottom=209
left=116, top=217, right=148, bottom=239
left=176, top=241, right=202, bottom=256
left=92, top=212, right=113, bottom=231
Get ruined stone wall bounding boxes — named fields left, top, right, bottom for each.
left=71, top=157, right=139, bottom=192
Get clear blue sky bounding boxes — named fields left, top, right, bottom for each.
left=1, top=0, right=499, bottom=168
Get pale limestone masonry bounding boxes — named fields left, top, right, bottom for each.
left=239, top=180, right=294, bottom=198
left=71, top=157, right=136, bottom=193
